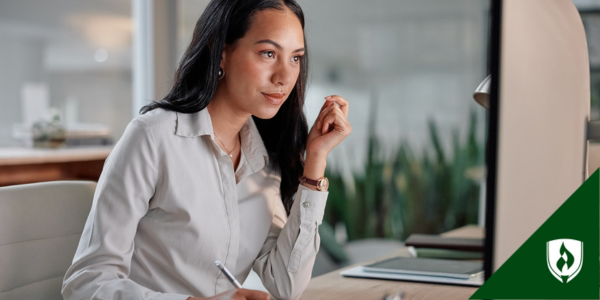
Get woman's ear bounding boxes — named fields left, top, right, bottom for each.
left=220, top=44, right=229, bottom=69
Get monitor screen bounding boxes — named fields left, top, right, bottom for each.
left=484, top=0, right=590, bottom=279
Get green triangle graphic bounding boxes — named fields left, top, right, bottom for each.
left=471, top=169, right=599, bottom=299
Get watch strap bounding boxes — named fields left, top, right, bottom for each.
left=299, top=176, right=328, bottom=191
left=299, top=176, right=320, bottom=187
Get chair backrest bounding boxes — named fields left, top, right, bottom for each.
left=0, top=181, right=96, bottom=300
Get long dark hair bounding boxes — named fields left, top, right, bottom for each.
left=140, top=0, right=308, bottom=215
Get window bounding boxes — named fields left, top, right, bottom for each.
left=0, top=0, right=133, bottom=147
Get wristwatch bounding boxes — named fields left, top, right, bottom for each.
left=299, top=176, right=329, bottom=191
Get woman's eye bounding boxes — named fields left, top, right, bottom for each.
left=261, top=51, right=275, bottom=58
left=291, top=56, right=301, bottom=63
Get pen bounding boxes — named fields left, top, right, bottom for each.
left=215, top=260, right=243, bottom=288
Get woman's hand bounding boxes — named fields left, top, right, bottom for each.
left=303, top=95, right=351, bottom=181
left=306, top=95, right=351, bottom=155
left=187, top=288, right=270, bottom=300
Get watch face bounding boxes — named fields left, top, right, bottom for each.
left=318, top=177, right=329, bottom=191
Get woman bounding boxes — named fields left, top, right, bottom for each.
left=62, top=0, right=351, bottom=299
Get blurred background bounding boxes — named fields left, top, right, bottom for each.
left=0, top=0, right=596, bottom=286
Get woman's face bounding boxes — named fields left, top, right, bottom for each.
left=219, top=8, right=305, bottom=119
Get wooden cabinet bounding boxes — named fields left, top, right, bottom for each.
left=0, top=147, right=112, bottom=187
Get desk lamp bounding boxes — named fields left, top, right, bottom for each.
left=473, top=75, right=491, bottom=109
left=473, top=75, right=600, bottom=139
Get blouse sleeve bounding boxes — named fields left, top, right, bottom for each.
left=252, top=184, right=328, bottom=300
left=61, top=119, right=190, bottom=300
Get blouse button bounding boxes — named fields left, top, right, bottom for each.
left=302, top=201, right=310, bottom=208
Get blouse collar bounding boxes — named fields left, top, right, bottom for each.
left=175, top=108, right=269, bottom=172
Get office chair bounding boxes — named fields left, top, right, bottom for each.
left=0, top=181, right=96, bottom=300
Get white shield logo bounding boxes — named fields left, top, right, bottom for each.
left=546, top=239, right=583, bottom=283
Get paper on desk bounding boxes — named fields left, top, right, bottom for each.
left=340, top=266, right=483, bottom=287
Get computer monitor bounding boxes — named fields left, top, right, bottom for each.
left=484, top=0, right=590, bottom=279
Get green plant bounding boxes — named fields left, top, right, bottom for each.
left=323, top=109, right=484, bottom=242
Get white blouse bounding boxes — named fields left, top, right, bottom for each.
left=62, top=108, right=329, bottom=300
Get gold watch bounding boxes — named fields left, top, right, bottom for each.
left=299, top=176, right=329, bottom=191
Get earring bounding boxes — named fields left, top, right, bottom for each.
left=218, top=67, right=225, bottom=79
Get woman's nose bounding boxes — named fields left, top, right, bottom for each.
left=271, top=61, right=293, bottom=86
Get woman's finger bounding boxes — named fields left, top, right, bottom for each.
left=322, top=107, right=350, bottom=135
left=238, top=288, right=270, bottom=300
left=321, top=104, right=345, bottom=134
left=325, top=95, right=349, bottom=118
left=318, top=98, right=336, bottom=114
left=316, top=104, right=334, bottom=130
left=314, top=99, right=333, bottom=129
left=318, top=103, right=342, bottom=132
left=322, top=114, right=350, bottom=136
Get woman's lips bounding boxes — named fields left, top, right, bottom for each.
left=262, top=92, right=286, bottom=105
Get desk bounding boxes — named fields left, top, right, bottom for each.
left=0, top=147, right=112, bottom=186
left=299, top=226, right=484, bottom=300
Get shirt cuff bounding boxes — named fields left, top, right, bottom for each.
left=291, top=184, right=329, bottom=224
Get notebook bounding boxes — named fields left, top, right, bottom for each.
left=340, top=265, right=484, bottom=287
left=362, top=256, right=483, bottom=280
left=404, top=234, right=484, bottom=252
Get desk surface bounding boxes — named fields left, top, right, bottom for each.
left=299, top=226, right=484, bottom=300
left=0, top=146, right=112, bottom=166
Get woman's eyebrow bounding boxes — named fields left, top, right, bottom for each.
left=255, top=39, right=305, bottom=53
